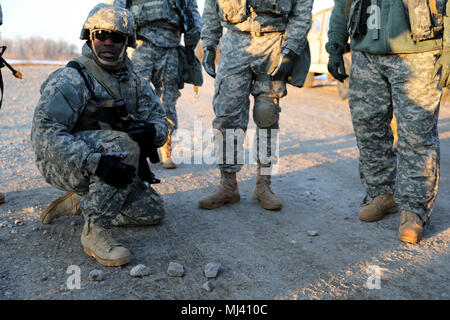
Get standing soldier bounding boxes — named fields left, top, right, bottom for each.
left=32, top=4, right=169, bottom=266
left=0, top=4, right=23, bottom=204
left=199, top=0, right=313, bottom=210
left=0, top=3, right=4, bottom=205
left=107, top=0, right=203, bottom=169
left=326, top=0, right=448, bottom=243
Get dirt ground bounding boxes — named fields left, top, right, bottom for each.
left=0, top=65, right=449, bottom=300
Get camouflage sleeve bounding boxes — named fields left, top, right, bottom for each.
left=31, top=68, right=101, bottom=177
left=443, top=0, right=450, bottom=48
left=135, top=76, right=170, bottom=148
left=188, top=0, right=202, bottom=33
left=283, top=0, right=313, bottom=55
left=326, top=0, right=349, bottom=55
left=200, top=0, right=223, bottom=50
left=184, top=0, right=203, bottom=47
left=104, top=0, right=127, bottom=7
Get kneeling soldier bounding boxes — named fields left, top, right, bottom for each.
left=31, top=4, right=169, bottom=266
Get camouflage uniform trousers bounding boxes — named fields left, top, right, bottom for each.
left=349, top=50, right=442, bottom=222
left=39, top=130, right=165, bottom=227
left=128, top=39, right=180, bottom=132
left=213, top=30, right=287, bottom=173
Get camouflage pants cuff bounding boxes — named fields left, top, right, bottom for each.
left=218, top=164, right=242, bottom=173
left=83, top=215, right=112, bottom=229
left=398, top=204, right=431, bottom=225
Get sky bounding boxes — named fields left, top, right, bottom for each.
left=0, top=0, right=334, bottom=49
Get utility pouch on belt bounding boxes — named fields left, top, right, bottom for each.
left=407, top=0, right=444, bottom=41
left=217, top=0, right=249, bottom=23
left=129, top=0, right=177, bottom=27
left=247, top=0, right=293, bottom=20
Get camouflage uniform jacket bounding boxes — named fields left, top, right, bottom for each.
left=201, top=0, right=313, bottom=55
left=31, top=44, right=168, bottom=178
left=107, top=0, right=202, bottom=48
left=328, top=0, right=450, bottom=55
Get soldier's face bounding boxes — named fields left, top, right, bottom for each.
left=92, top=31, right=126, bottom=62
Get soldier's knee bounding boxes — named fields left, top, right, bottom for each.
left=253, top=94, right=280, bottom=128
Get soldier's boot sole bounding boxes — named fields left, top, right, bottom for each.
left=39, top=192, right=81, bottom=224
left=359, top=205, right=398, bottom=222
left=198, top=193, right=240, bottom=210
left=398, top=232, right=422, bottom=244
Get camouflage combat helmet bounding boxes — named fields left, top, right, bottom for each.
left=80, top=3, right=137, bottom=49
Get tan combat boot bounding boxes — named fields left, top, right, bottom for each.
left=198, top=171, right=240, bottom=209
left=39, top=192, right=82, bottom=224
left=398, top=210, right=424, bottom=244
left=81, top=221, right=131, bottom=267
left=253, top=165, right=282, bottom=210
left=160, top=135, right=176, bottom=169
left=359, top=194, right=398, bottom=222
left=0, top=192, right=5, bottom=204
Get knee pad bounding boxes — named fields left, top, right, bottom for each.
left=253, top=95, right=280, bottom=128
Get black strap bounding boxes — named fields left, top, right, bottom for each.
left=0, top=69, right=3, bottom=111
left=67, top=60, right=161, bottom=183
left=66, top=61, right=98, bottom=102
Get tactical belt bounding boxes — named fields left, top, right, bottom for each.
left=249, top=31, right=283, bottom=37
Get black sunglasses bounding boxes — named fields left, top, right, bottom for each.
left=92, top=30, right=127, bottom=44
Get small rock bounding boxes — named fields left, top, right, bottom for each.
left=167, top=262, right=184, bottom=277
left=88, top=269, right=105, bottom=281
left=204, top=262, right=221, bottom=278
left=130, top=264, right=151, bottom=277
left=202, top=281, right=215, bottom=292
left=307, top=230, right=319, bottom=237
left=14, top=220, right=21, bottom=225
left=10, top=229, right=18, bottom=234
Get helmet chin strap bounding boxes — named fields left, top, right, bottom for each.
left=90, top=33, right=128, bottom=70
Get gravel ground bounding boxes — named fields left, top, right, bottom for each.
left=0, top=65, right=449, bottom=300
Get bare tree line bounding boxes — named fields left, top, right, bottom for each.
left=2, top=36, right=78, bottom=61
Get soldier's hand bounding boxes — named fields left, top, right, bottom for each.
left=127, top=121, right=156, bottom=147
left=327, top=54, right=348, bottom=83
left=184, top=30, right=201, bottom=48
left=269, top=48, right=297, bottom=80
left=95, top=154, right=136, bottom=188
left=432, top=49, right=450, bottom=88
left=202, top=47, right=216, bottom=78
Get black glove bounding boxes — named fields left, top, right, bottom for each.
left=202, top=47, right=216, bottom=78
left=95, top=154, right=136, bottom=188
left=327, top=54, right=348, bottom=83
left=186, top=45, right=196, bottom=63
left=127, top=121, right=156, bottom=147
left=269, top=48, right=297, bottom=80
left=184, top=29, right=201, bottom=48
